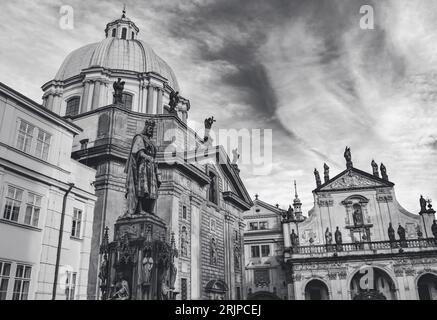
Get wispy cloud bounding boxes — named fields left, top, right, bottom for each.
left=0, top=0, right=436, bottom=213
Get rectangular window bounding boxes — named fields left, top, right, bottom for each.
left=261, top=245, right=270, bottom=257
left=16, top=120, right=35, bottom=153
left=65, top=271, right=77, bottom=300
left=71, top=209, right=82, bottom=238
left=0, top=262, right=11, bottom=300
left=251, top=246, right=260, bottom=258
left=3, top=186, right=23, bottom=222
left=35, top=129, right=51, bottom=161
left=249, top=222, right=259, bottom=230
left=12, top=265, right=31, bottom=300
left=182, top=206, right=187, bottom=220
left=181, top=278, right=188, bottom=300
left=24, top=193, right=41, bottom=227
left=259, top=222, right=268, bottom=230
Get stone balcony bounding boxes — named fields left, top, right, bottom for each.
left=285, top=238, right=437, bottom=260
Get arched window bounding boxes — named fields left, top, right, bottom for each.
left=131, top=32, right=135, bottom=40
left=65, top=97, right=81, bottom=117
left=121, top=28, right=127, bottom=40
left=121, top=93, right=133, bottom=110
left=112, top=29, right=116, bottom=37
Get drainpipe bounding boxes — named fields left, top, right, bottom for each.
left=52, top=183, right=75, bottom=300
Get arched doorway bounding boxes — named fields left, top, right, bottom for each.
left=417, top=273, right=437, bottom=300
left=350, top=267, right=397, bottom=300
left=304, top=279, right=330, bottom=300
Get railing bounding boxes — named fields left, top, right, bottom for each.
left=287, top=238, right=437, bottom=255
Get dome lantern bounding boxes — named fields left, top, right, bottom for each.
left=105, top=6, right=140, bottom=40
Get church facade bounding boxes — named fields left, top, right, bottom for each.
left=39, top=10, right=252, bottom=300
left=281, top=149, right=437, bottom=300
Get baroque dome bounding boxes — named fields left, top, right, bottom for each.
left=55, top=38, right=180, bottom=92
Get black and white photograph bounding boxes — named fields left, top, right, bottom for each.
left=0, top=0, right=436, bottom=309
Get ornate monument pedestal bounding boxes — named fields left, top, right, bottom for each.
left=99, top=213, right=179, bottom=300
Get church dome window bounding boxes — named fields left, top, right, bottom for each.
left=65, top=96, right=81, bottom=117
left=119, top=93, right=133, bottom=110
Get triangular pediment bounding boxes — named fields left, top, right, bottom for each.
left=319, top=168, right=393, bottom=192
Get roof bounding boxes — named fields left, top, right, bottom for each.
left=314, top=167, right=395, bottom=193
left=0, top=82, right=82, bottom=135
left=54, top=38, right=180, bottom=91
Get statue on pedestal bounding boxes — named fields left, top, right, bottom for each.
left=124, top=120, right=161, bottom=216
left=344, top=147, right=353, bottom=169
left=352, top=205, right=364, bottom=226
left=168, top=91, right=180, bottom=114
left=232, top=148, right=240, bottom=164
left=420, top=195, right=427, bottom=213
left=290, top=230, right=299, bottom=247
left=210, top=238, right=217, bottom=265
left=204, top=117, right=216, bottom=143
left=397, top=224, right=407, bottom=247
left=325, top=228, right=333, bottom=245
left=141, top=257, right=154, bottom=285
left=111, top=272, right=130, bottom=300
left=314, top=169, right=322, bottom=187
left=335, top=227, right=343, bottom=245
left=416, top=224, right=423, bottom=239
left=113, top=78, right=125, bottom=105
left=335, top=226, right=343, bottom=252
left=371, top=160, right=379, bottom=177
left=323, top=163, right=330, bottom=183
left=388, top=222, right=396, bottom=244
left=380, top=163, right=388, bottom=181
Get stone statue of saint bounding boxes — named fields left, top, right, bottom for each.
left=204, top=117, right=216, bottom=143
left=287, top=205, right=295, bottom=221
left=232, top=148, right=240, bottom=164
left=388, top=222, right=396, bottom=243
left=371, top=160, right=379, bottom=177
left=113, top=78, right=125, bottom=105
left=142, top=257, right=154, bottom=285
left=335, top=227, right=343, bottom=245
left=344, top=147, right=353, bottom=169
left=314, top=169, right=322, bottom=187
left=211, top=238, right=217, bottom=265
left=181, top=227, right=188, bottom=257
left=398, top=224, right=407, bottom=247
left=290, top=230, right=299, bottom=247
left=323, top=163, right=330, bottom=183
left=124, top=120, right=161, bottom=216
left=352, top=205, right=364, bottom=226
left=168, top=91, right=180, bottom=114
left=380, top=163, right=388, bottom=181
left=420, top=195, right=427, bottom=213
left=416, top=224, right=423, bottom=239
left=432, top=220, right=437, bottom=239
left=111, top=272, right=130, bottom=300
left=234, top=244, right=241, bottom=269
left=325, top=228, right=333, bottom=245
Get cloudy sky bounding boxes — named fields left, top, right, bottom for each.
left=1, top=0, right=437, bottom=214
